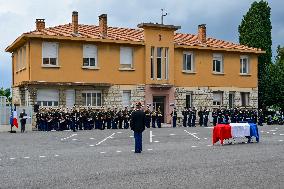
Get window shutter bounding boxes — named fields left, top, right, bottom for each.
left=42, top=42, right=58, bottom=58
left=120, top=47, right=133, bottom=65
left=37, top=89, right=59, bottom=101
left=83, top=45, right=97, bottom=58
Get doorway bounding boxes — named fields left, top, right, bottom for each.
left=153, top=96, right=165, bottom=123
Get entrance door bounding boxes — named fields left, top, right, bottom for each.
left=229, top=92, right=235, bottom=109
left=153, top=96, right=165, bottom=123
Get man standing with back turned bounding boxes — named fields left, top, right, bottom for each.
left=130, top=102, right=145, bottom=153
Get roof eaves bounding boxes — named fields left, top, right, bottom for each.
left=174, top=44, right=265, bottom=54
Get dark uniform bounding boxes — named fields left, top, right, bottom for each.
left=198, top=109, right=203, bottom=127
left=182, top=108, right=188, bottom=127
left=145, top=107, right=151, bottom=128
left=170, top=108, right=177, bottom=128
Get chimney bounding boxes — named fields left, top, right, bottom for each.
left=99, top=14, right=107, bottom=38
left=35, top=19, right=45, bottom=31
left=198, top=24, right=206, bottom=43
left=72, top=11, right=78, bottom=34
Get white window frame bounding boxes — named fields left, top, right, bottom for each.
left=156, top=47, right=163, bottom=80
left=213, top=53, right=224, bottom=73
left=82, top=90, right=102, bottom=107
left=241, top=92, right=250, bottom=107
left=83, top=44, right=98, bottom=67
left=122, top=90, right=131, bottom=107
left=240, top=55, right=250, bottom=74
left=150, top=47, right=155, bottom=79
left=120, top=47, right=133, bottom=68
left=42, top=42, right=59, bottom=66
left=183, top=51, right=194, bottom=72
left=213, top=92, right=223, bottom=106
left=165, top=48, right=169, bottom=80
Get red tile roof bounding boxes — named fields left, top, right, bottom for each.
left=23, top=24, right=262, bottom=52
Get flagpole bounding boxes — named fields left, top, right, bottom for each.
left=10, top=104, right=16, bottom=133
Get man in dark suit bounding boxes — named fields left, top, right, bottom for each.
left=19, top=109, right=27, bottom=133
left=130, top=102, right=145, bottom=153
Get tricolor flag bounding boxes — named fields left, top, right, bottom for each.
left=9, top=106, right=18, bottom=128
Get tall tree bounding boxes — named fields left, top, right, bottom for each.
left=238, top=0, right=272, bottom=109
left=271, top=46, right=284, bottom=111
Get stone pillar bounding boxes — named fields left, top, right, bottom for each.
left=75, top=89, right=83, bottom=106
left=59, top=89, right=66, bottom=106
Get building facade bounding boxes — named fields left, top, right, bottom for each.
left=6, top=12, right=264, bottom=123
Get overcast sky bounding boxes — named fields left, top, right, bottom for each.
left=0, top=0, right=283, bottom=89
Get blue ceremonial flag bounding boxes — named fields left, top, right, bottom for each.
left=9, top=105, right=13, bottom=125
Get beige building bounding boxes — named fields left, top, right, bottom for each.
left=5, top=11, right=264, bottom=123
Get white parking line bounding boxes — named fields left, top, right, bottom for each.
left=10, top=157, right=15, bottom=160
left=117, top=132, right=122, bottom=134
left=131, top=150, right=135, bottom=152
left=191, top=146, right=197, bottom=148
left=23, top=157, right=30, bottom=159
left=130, top=136, right=134, bottom=138
left=266, top=132, right=270, bottom=134
left=72, top=139, right=78, bottom=141
left=147, top=149, right=153, bottom=151
left=204, top=138, right=208, bottom=140
left=207, top=145, right=212, bottom=147
left=89, top=145, right=94, bottom=147
left=169, top=134, right=176, bottom=136
left=280, top=134, right=284, bottom=136
left=90, top=138, right=94, bottom=140
left=100, top=152, right=106, bottom=154
left=270, top=130, right=277, bottom=132
left=96, top=133, right=115, bottom=146
left=279, top=140, right=283, bottom=142
left=39, top=156, right=46, bottom=158
left=55, top=155, right=59, bottom=157
left=273, top=133, right=276, bottom=135
left=184, top=130, right=201, bottom=140
left=150, top=130, right=153, bottom=143
left=116, top=151, right=122, bottom=153
left=154, top=141, right=159, bottom=143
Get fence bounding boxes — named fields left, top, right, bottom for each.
left=0, top=106, right=33, bottom=125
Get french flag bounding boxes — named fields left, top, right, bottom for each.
left=9, top=106, right=18, bottom=128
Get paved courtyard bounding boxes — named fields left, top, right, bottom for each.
left=0, top=125, right=283, bottom=189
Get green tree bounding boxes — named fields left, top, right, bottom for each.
left=271, top=46, right=284, bottom=111
left=238, top=0, right=272, bottom=109
left=0, top=87, right=12, bottom=102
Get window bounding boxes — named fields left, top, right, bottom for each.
left=22, top=46, right=26, bottom=69
left=213, top=53, right=223, bottom=73
left=83, top=44, right=97, bottom=67
left=120, top=47, right=133, bottom=68
left=37, top=89, right=59, bottom=107
left=213, top=92, right=223, bottom=106
left=17, top=49, right=22, bottom=71
left=183, top=51, right=194, bottom=71
left=241, top=92, right=250, bottom=107
left=240, top=56, right=249, bottom=74
left=150, top=47, right=155, bottom=79
left=186, top=94, right=192, bottom=109
left=165, top=48, right=169, bottom=80
left=82, top=91, right=102, bottom=107
left=42, top=42, right=58, bottom=66
left=157, top=47, right=162, bottom=79
left=122, top=90, right=131, bottom=107
left=229, top=92, right=235, bottom=109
